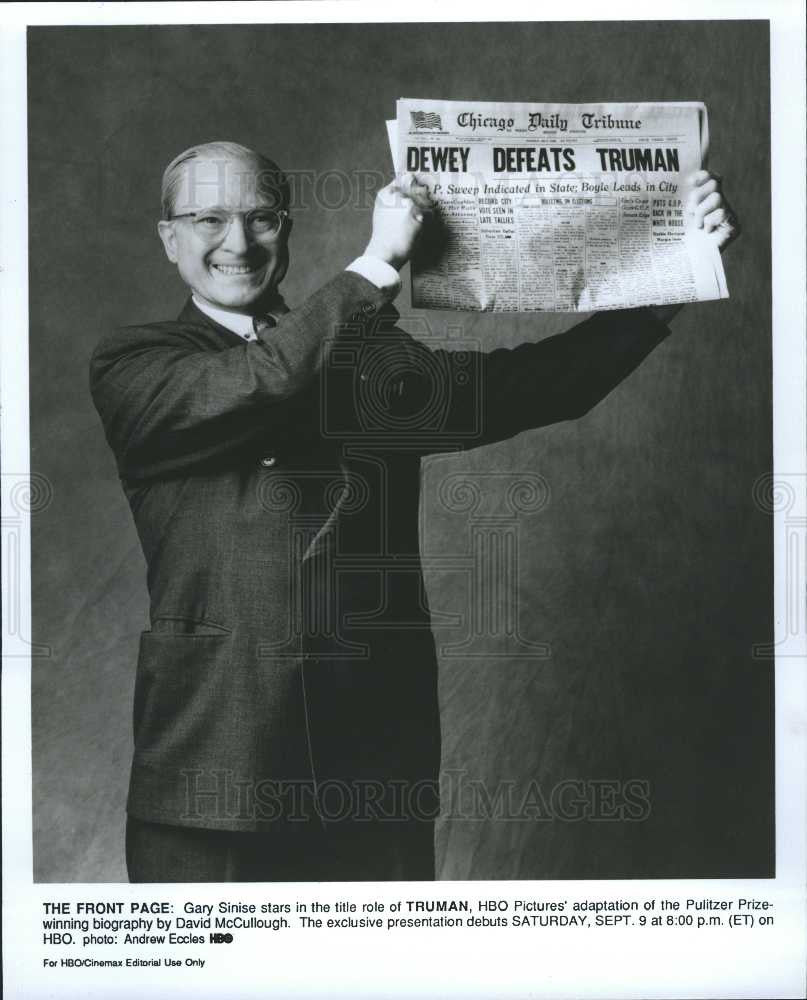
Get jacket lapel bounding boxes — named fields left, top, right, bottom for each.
left=177, top=297, right=248, bottom=346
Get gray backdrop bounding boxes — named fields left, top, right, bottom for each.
left=28, top=21, right=772, bottom=881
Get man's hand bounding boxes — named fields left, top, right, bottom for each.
left=687, top=169, right=741, bottom=253
left=649, top=170, right=741, bottom=324
left=364, top=173, right=434, bottom=271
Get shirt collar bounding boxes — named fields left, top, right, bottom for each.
left=191, top=294, right=289, bottom=341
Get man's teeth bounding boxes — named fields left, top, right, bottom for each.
left=213, top=263, right=260, bottom=275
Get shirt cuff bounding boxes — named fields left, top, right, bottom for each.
left=346, top=256, right=402, bottom=301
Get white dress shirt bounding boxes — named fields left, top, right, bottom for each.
left=192, top=256, right=401, bottom=341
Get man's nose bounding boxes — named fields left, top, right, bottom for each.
left=221, top=215, right=251, bottom=253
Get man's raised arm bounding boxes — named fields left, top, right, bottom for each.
left=361, top=170, right=739, bottom=455
left=89, top=175, right=425, bottom=483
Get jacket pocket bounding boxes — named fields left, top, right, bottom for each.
left=149, top=615, right=232, bottom=636
left=132, top=630, right=232, bottom=757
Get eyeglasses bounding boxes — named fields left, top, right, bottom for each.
left=169, top=208, right=289, bottom=242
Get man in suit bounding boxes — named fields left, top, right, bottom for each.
left=90, top=141, right=738, bottom=882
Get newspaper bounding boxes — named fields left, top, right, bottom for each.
left=388, top=99, right=728, bottom=312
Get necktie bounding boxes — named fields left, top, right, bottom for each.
left=252, top=313, right=277, bottom=335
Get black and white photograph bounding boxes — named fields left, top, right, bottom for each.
left=28, top=15, right=768, bottom=885
left=2, top=3, right=805, bottom=998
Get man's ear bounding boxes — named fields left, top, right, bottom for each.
left=157, top=220, right=178, bottom=263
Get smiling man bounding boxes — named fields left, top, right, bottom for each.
left=90, top=141, right=738, bottom=883
left=157, top=144, right=294, bottom=318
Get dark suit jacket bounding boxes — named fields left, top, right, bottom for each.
left=89, top=270, right=671, bottom=831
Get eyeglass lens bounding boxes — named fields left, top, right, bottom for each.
left=192, top=210, right=284, bottom=239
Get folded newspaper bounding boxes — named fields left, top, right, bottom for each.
left=387, top=99, right=728, bottom=313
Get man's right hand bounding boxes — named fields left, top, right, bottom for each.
left=364, top=173, right=433, bottom=271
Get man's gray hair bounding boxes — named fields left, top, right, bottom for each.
left=160, top=141, right=290, bottom=219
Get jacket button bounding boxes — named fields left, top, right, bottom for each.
left=260, top=456, right=276, bottom=468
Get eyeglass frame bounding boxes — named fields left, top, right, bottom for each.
left=167, top=207, right=290, bottom=241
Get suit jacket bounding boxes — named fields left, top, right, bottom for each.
left=89, top=270, right=671, bottom=831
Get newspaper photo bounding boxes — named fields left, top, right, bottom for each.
left=391, top=99, right=729, bottom=312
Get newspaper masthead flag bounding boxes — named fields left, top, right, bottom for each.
left=410, top=111, right=442, bottom=130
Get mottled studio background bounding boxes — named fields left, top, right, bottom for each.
left=29, top=21, right=772, bottom=881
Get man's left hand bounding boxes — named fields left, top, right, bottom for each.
left=687, top=170, right=741, bottom=253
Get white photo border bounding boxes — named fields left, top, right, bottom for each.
left=2, top=3, right=805, bottom=998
